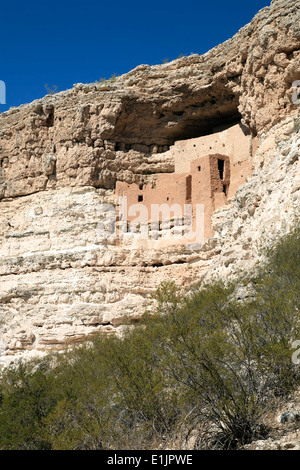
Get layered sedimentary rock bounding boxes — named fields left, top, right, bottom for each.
left=0, top=0, right=300, bottom=364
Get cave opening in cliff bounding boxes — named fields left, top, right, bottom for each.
left=46, top=108, right=54, bottom=127
left=169, top=112, right=243, bottom=143
left=114, top=92, right=247, bottom=151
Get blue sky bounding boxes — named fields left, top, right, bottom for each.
left=0, top=0, right=271, bottom=113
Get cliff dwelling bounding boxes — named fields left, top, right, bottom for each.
left=115, top=122, right=255, bottom=242
left=1, top=0, right=299, bottom=370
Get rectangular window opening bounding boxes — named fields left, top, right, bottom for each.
left=218, top=159, right=225, bottom=180
left=186, top=175, right=192, bottom=203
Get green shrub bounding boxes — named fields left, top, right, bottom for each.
left=147, top=225, right=300, bottom=448
left=0, top=361, right=56, bottom=449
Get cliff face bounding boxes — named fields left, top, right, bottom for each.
left=0, top=0, right=300, bottom=364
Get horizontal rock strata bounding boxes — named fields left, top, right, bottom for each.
left=0, top=0, right=300, bottom=363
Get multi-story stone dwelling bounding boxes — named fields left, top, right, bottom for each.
left=116, top=122, right=254, bottom=241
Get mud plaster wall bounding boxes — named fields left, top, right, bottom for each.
left=190, top=154, right=230, bottom=239
left=115, top=122, right=254, bottom=242
left=171, top=123, right=254, bottom=199
left=116, top=154, right=231, bottom=241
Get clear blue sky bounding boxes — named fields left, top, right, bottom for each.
left=0, top=0, right=271, bottom=113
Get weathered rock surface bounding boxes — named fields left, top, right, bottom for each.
left=0, top=0, right=300, bottom=365
left=205, top=116, right=300, bottom=281
left=243, top=387, right=300, bottom=450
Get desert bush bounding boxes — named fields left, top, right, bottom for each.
left=36, top=332, right=178, bottom=450
left=0, top=361, right=56, bottom=449
left=148, top=282, right=299, bottom=448
left=147, top=225, right=300, bottom=448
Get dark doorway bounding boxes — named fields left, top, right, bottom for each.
left=186, top=175, right=192, bottom=203
left=218, top=159, right=225, bottom=180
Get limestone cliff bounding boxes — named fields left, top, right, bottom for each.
left=0, top=0, right=300, bottom=364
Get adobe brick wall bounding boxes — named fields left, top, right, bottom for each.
left=190, top=154, right=230, bottom=239
left=116, top=153, right=234, bottom=242
left=115, top=173, right=188, bottom=223
left=115, top=122, right=254, bottom=243
left=172, top=123, right=253, bottom=198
